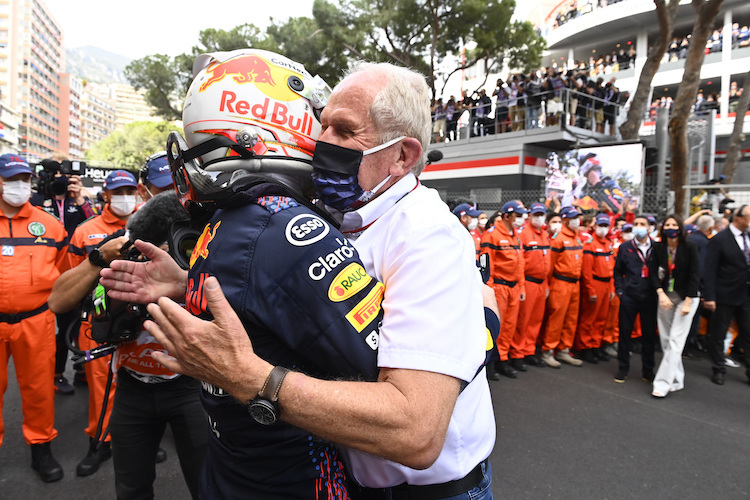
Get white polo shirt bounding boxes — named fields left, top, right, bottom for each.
left=338, top=173, right=496, bottom=488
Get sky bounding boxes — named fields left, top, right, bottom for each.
left=44, top=0, right=316, bottom=60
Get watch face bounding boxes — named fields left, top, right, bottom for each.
left=248, top=399, right=278, bottom=426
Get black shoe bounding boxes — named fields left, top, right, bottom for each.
left=642, top=371, right=655, bottom=383
left=596, top=348, right=611, bottom=362
left=509, top=358, right=527, bottom=372
left=486, top=364, right=501, bottom=381
left=614, top=369, right=628, bottom=383
left=581, top=349, right=599, bottom=364
left=73, top=369, right=87, bottom=387
left=76, top=439, right=112, bottom=477
left=525, top=355, right=546, bottom=367
left=495, top=361, right=518, bottom=379
left=54, top=376, right=74, bottom=395
left=156, top=448, right=167, bottom=464
left=711, top=372, right=725, bottom=385
left=31, top=442, right=63, bottom=483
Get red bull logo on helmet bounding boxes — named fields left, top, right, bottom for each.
left=200, top=54, right=277, bottom=92
left=219, top=92, right=314, bottom=136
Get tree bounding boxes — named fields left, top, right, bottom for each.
left=85, top=121, right=182, bottom=171
left=620, top=0, right=681, bottom=141
left=322, top=0, right=545, bottom=98
left=722, top=69, right=750, bottom=183
left=667, top=0, right=723, bottom=217
left=125, top=55, right=189, bottom=121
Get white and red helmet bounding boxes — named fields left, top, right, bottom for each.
left=167, top=49, right=331, bottom=212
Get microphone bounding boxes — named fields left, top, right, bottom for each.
left=426, top=150, right=443, bottom=165
left=127, top=191, right=190, bottom=246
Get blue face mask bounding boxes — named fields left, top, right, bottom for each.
left=312, top=136, right=404, bottom=211
left=663, top=228, right=680, bottom=239
left=632, top=227, right=649, bottom=240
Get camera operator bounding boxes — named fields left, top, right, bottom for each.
left=109, top=191, right=206, bottom=499
left=31, top=157, right=96, bottom=395
left=48, top=170, right=138, bottom=477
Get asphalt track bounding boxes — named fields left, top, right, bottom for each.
left=1, top=351, right=749, bottom=499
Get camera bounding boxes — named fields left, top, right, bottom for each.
left=59, top=160, right=85, bottom=175
left=85, top=282, right=149, bottom=345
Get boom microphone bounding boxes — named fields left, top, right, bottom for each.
left=127, top=191, right=190, bottom=246
left=426, top=150, right=443, bottom=165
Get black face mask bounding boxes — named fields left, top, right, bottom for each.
left=311, top=137, right=404, bottom=212
left=51, top=176, right=69, bottom=196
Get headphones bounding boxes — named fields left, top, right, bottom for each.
left=139, top=151, right=168, bottom=185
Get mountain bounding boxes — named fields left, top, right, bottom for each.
left=65, top=46, right=131, bottom=84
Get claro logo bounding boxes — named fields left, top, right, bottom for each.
left=308, top=240, right=356, bottom=281
left=285, top=214, right=329, bottom=247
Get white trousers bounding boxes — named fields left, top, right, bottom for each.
left=653, top=296, right=699, bottom=395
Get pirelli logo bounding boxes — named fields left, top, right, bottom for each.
left=346, top=282, right=384, bottom=333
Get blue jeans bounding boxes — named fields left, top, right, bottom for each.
left=441, top=460, right=493, bottom=500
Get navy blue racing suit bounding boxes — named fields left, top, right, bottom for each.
left=185, top=185, right=382, bottom=499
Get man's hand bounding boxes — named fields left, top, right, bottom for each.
left=658, top=291, right=673, bottom=310
left=703, top=300, right=716, bottom=312
left=147, top=276, right=271, bottom=403
left=100, top=240, right=188, bottom=303
left=681, top=300, right=692, bottom=316
left=67, top=175, right=86, bottom=205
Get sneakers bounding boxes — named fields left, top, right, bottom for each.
left=614, top=369, right=628, bottom=383
left=604, top=342, right=618, bottom=358
left=54, top=375, right=74, bottom=395
left=31, top=442, right=63, bottom=483
left=557, top=349, right=583, bottom=366
left=76, top=438, right=112, bottom=477
left=541, top=350, right=561, bottom=369
left=725, top=357, right=741, bottom=368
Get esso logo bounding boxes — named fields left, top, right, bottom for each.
left=285, top=214, right=329, bottom=246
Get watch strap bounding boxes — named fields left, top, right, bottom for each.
left=88, top=248, right=108, bottom=268
left=257, top=366, right=290, bottom=403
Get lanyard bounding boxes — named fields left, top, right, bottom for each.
left=634, top=241, right=650, bottom=266
left=667, top=246, right=676, bottom=273
left=55, top=198, right=65, bottom=227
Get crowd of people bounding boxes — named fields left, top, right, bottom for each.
left=548, top=0, right=629, bottom=32
left=431, top=67, right=624, bottom=141
left=2, top=46, right=749, bottom=500
left=452, top=198, right=749, bottom=398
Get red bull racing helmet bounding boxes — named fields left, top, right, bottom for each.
left=167, top=48, right=331, bottom=213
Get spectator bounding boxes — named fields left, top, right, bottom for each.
left=541, top=206, right=585, bottom=368
left=513, top=202, right=552, bottom=368
left=547, top=211, right=562, bottom=236
left=0, top=154, right=67, bottom=482
left=649, top=214, right=700, bottom=398
left=432, top=98, right=447, bottom=143
left=481, top=201, right=527, bottom=378
left=613, top=215, right=659, bottom=383
left=476, top=89, right=493, bottom=136
left=493, top=79, right=509, bottom=134
left=576, top=213, right=615, bottom=363
left=445, top=96, right=459, bottom=141
left=703, top=204, right=750, bottom=385
left=462, top=89, right=478, bottom=138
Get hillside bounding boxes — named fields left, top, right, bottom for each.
left=65, top=46, right=130, bottom=83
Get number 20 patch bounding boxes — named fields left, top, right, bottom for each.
left=2, top=246, right=14, bottom=256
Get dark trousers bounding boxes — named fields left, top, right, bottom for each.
left=54, top=309, right=80, bottom=374
left=110, top=370, right=208, bottom=500
left=706, top=293, right=750, bottom=376
left=617, top=293, right=658, bottom=376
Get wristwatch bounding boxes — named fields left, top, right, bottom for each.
left=88, top=248, right=108, bottom=268
left=248, top=366, right=290, bottom=425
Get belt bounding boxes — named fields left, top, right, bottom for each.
left=593, top=275, right=611, bottom=283
left=0, top=303, right=49, bottom=324
left=525, top=275, right=544, bottom=285
left=355, top=459, right=488, bottom=500
left=553, top=273, right=579, bottom=283
left=493, top=278, right=517, bottom=288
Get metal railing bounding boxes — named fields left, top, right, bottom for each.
left=432, top=88, right=625, bottom=143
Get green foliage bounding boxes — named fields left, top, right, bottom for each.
left=85, top=121, right=181, bottom=170
left=125, top=1, right=546, bottom=117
